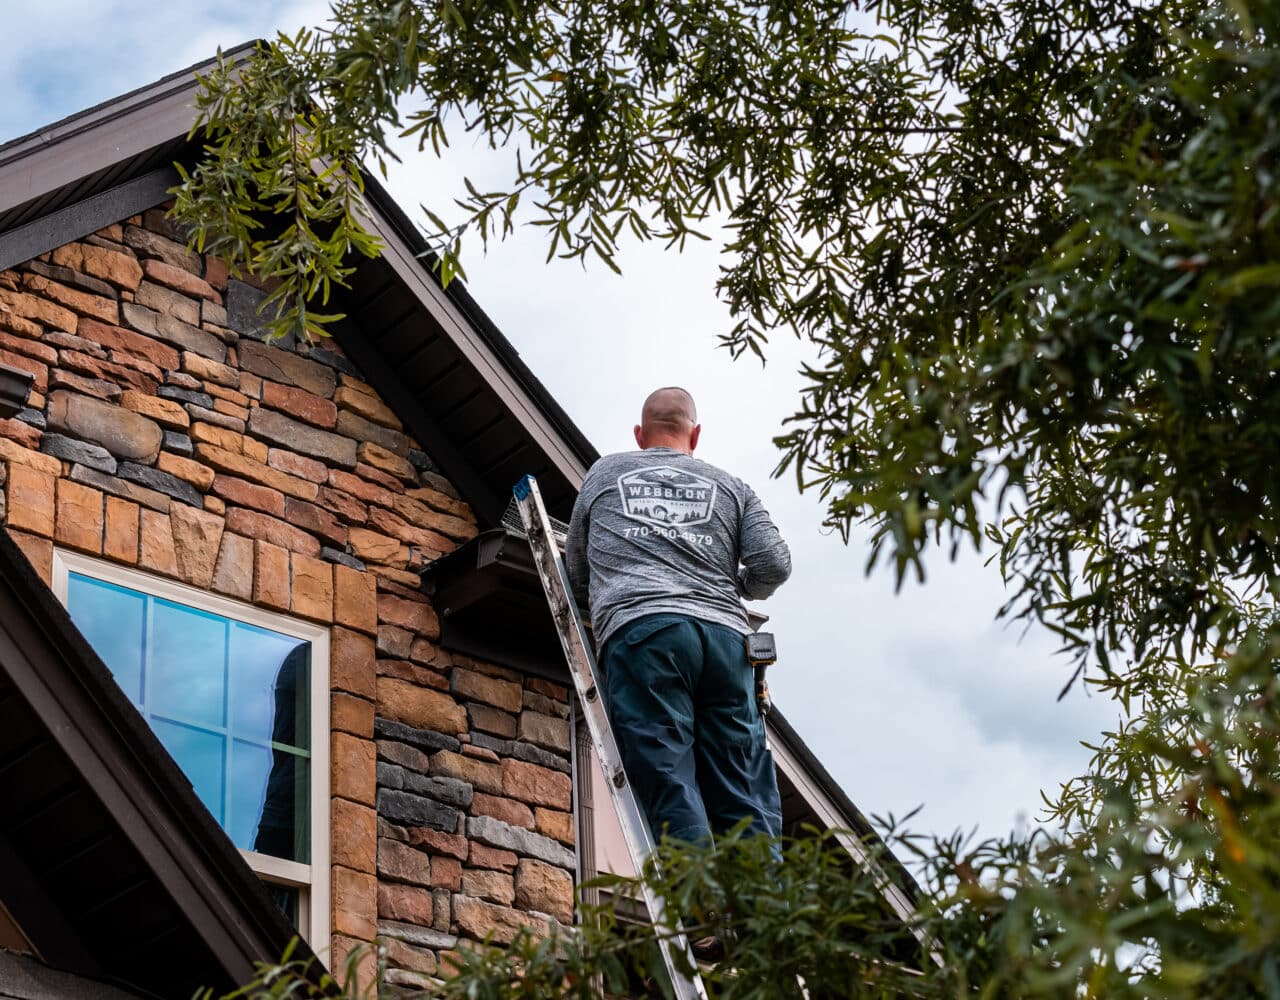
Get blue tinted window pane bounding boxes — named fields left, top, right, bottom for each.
left=151, top=718, right=226, bottom=823
left=231, top=739, right=310, bottom=863
left=229, top=624, right=309, bottom=750
left=67, top=575, right=146, bottom=703
left=150, top=600, right=227, bottom=730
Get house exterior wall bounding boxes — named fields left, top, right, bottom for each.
left=0, top=207, right=575, bottom=990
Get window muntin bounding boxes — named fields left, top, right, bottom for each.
left=52, top=551, right=330, bottom=947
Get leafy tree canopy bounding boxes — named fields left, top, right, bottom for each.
left=178, top=0, right=1280, bottom=993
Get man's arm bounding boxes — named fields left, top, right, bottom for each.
left=737, top=486, right=792, bottom=600
left=565, top=487, right=591, bottom=609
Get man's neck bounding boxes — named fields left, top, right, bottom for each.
left=644, top=441, right=693, bottom=455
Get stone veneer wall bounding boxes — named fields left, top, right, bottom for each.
left=0, top=207, right=577, bottom=991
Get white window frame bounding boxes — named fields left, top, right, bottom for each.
left=51, top=549, right=331, bottom=948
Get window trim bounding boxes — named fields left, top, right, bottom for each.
left=51, top=549, right=331, bottom=949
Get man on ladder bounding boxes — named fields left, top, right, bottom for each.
left=565, top=386, right=793, bottom=958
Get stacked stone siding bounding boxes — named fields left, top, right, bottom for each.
left=0, top=208, right=576, bottom=988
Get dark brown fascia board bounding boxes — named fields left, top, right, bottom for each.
left=0, top=363, right=33, bottom=418
left=0, top=529, right=316, bottom=988
left=0, top=168, right=179, bottom=273
left=0, top=43, right=260, bottom=220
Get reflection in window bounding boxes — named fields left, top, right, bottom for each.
left=66, top=574, right=312, bottom=864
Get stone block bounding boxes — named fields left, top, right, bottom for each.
left=169, top=504, right=224, bottom=588
left=377, top=920, right=457, bottom=952
left=225, top=280, right=286, bottom=345
left=377, top=677, right=466, bottom=735
left=120, top=390, right=190, bottom=430
left=141, top=259, right=219, bottom=302
left=185, top=404, right=244, bottom=433
left=374, top=719, right=462, bottom=755
left=46, top=390, right=162, bottom=463
left=382, top=939, right=438, bottom=978
left=225, top=507, right=322, bottom=557
left=468, top=842, right=519, bottom=874
left=210, top=532, right=254, bottom=600
left=104, top=496, right=140, bottom=564
left=322, top=546, right=366, bottom=571
left=357, top=440, right=414, bottom=480
left=461, top=869, right=515, bottom=907
left=237, top=340, right=335, bottom=398
left=283, top=497, right=347, bottom=547
left=508, top=739, right=572, bottom=774
left=162, top=430, right=194, bottom=457
left=392, top=494, right=476, bottom=541
left=471, top=792, right=534, bottom=831
left=332, top=866, right=377, bottom=941
left=247, top=406, right=355, bottom=469
left=468, top=703, right=517, bottom=739
left=333, top=563, right=377, bottom=635
left=430, top=750, right=503, bottom=795
left=49, top=370, right=120, bottom=402
left=155, top=452, right=215, bottom=492
left=404, top=826, right=471, bottom=862
left=267, top=447, right=327, bottom=483
left=157, top=385, right=214, bottom=410
left=377, top=762, right=473, bottom=809
left=501, top=758, right=572, bottom=811
left=6, top=464, right=55, bottom=537
left=376, top=625, right=412, bottom=659
left=42, top=433, right=117, bottom=474
left=515, top=858, right=574, bottom=924
left=291, top=552, right=333, bottom=622
left=135, top=279, right=199, bottom=325
left=333, top=731, right=377, bottom=807
left=466, top=815, right=576, bottom=870
left=518, top=710, right=571, bottom=753
left=378, top=839, right=431, bottom=887
left=53, top=479, right=104, bottom=553
left=335, top=408, right=410, bottom=456
left=430, top=855, right=462, bottom=891
left=378, top=883, right=434, bottom=926
left=327, top=468, right=395, bottom=508
left=453, top=894, right=549, bottom=946
left=24, top=260, right=116, bottom=299
left=332, top=627, right=376, bottom=700
left=452, top=668, right=522, bottom=714
left=117, top=462, right=204, bottom=509
left=378, top=788, right=461, bottom=833
left=252, top=539, right=290, bottom=610
left=122, top=225, right=199, bottom=272
left=332, top=796, right=377, bottom=873
left=377, top=593, right=440, bottom=639
left=348, top=527, right=403, bottom=565
left=211, top=475, right=286, bottom=516
left=138, top=509, right=178, bottom=576
left=334, top=383, right=401, bottom=429
left=333, top=692, right=375, bottom=739
left=262, top=380, right=337, bottom=428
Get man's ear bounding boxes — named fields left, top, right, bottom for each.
left=689, top=424, right=702, bottom=453
left=634, top=424, right=645, bottom=449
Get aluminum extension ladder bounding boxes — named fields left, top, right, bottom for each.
left=513, top=474, right=709, bottom=1000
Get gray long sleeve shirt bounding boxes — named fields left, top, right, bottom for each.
left=566, top=447, right=792, bottom=645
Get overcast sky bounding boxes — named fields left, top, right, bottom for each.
left=4, top=0, right=1120, bottom=850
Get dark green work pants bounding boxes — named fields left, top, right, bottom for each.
left=599, top=613, right=783, bottom=846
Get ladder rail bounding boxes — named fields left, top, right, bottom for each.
left=514, top=475, right=709, bottom=1000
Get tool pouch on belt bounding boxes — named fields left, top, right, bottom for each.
left=746, top=632, right=777, bottom=716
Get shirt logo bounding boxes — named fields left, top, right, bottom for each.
left=617, top=465, right=718, bottom=527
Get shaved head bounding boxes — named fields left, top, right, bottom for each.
left=635, top=387, right=701, bottom=454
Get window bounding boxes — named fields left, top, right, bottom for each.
left=52, top=550, right=330, bottom=946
